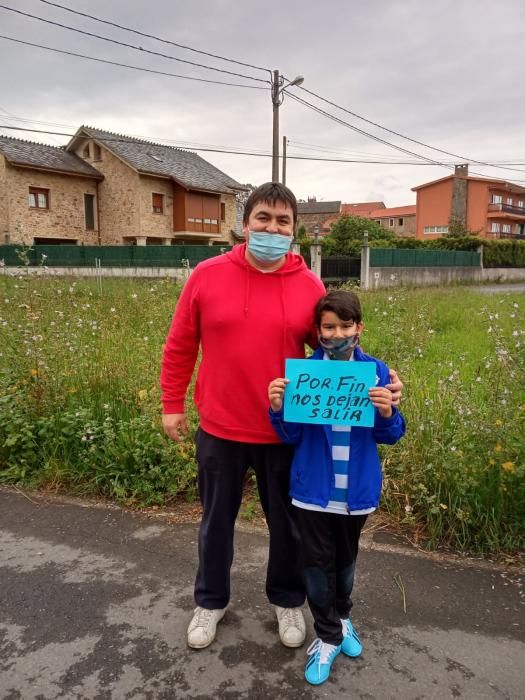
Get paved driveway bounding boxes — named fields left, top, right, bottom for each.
left=1, top=488, right=523, bottom=699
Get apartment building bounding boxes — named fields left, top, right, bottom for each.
left=412, top=165, right=525, bottom=239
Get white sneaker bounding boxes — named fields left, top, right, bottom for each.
left=275, top=606, right=306, bottom=647
left=187, top=606, right=226, bottom=649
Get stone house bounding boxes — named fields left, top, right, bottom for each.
left=297, top=199, right=341, bottom=235
left=0, top=126, right=244, bottom=246
left=369, top=205, right=416, bottom=237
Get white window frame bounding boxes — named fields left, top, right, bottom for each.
left=492, top=195, right=503, bottom=204
left=506, top=197, right=513, bottom=205
left=491, top=222, right=501, bottom=233
left=502, top=223, right=511, bottom=233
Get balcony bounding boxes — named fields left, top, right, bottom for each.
left=488, top=203, right=525, bottom=217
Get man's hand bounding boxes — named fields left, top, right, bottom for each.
left=162, top=413, right=189, bottom=442
left=386, top=369, right=403, bottom=407
left=268, top=378, right=289, bottom=412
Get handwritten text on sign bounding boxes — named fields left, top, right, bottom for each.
left=284, top=359, right=376, bottom=427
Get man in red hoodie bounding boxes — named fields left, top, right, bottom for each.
left=161, top=182, right=402, bottom=650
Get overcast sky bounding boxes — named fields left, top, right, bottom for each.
left=1, top=0, right=524, bottom=206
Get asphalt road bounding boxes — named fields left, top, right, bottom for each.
left=0, top=488, right=523, bottom=699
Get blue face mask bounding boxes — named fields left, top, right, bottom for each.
left=247, top=231, right=292, bottom=263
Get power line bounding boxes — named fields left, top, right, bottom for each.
left=0, top=4, right=269, bottom=84
left=37, top=0, right=271, bottom=75
left=284, top=91, right=525, bottom=183
left=0, top=35, right=268, bottom=90
left=3, top=126, right=525, bottom=178
left=287, top=81, right=525, bottom=176
left=3, top=113, right=525, bottom=165
left=289, top=140, right=525, bottom=166
left=285, top=91, right=451, bottom=168
left=0, top=112, right=272, bottom=153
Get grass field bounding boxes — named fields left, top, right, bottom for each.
left=0, top=273, right=523, bottom=554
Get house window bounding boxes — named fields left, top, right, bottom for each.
left=491, top=222, right=501, bottom=233
left=29, top=187, right=49, bottom=209
left=221, top=202, right=226, bottom=222
left=423, top=225, right=448, bottom=234
left=152, top=193, right=164, bottom=214
left=518, top=200, right=524, bottom=208
left=93, top=143, right=102, bottom=161
left=398, top=218, right=404, bottom=226
left=83, top=143, right=90, bottom=159
left=506, top=197, right=513, bottom=205
left=502, top=223, right=511, bottom=233
left=84, top=194, right=96, bottom=230
left=492, top=195, right=503, bottom=204
left=389, top=218, right=394, bottom=227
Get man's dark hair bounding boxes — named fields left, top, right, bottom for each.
left=242, top=182, right=298, bottom=226
left=314, top=290, right=363, bottom=327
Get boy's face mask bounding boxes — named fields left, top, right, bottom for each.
left=319, top=333, right=359, bottom=360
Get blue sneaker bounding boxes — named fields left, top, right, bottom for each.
left=304, top=638, right=341, bottom=685
left=341, top=618, right=362, bottom=657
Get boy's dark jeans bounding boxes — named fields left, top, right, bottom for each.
left=194, top=428, right=305, bottom=610
left=294, top=507, right=368, bottom=646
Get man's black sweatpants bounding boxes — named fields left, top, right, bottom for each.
left=194, top=428, right=305, bottom=610
left=294, top=507, right=368, bottom=646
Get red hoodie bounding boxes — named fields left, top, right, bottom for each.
left=160, top=243, right=325, bottom=443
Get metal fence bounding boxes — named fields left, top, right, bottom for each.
left=0, top=244, right=232, bottom=268
left=370, top=248, right=480, bottom=267
left=321, top=256, right=361, bottom=282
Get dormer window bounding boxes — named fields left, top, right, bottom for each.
left=82, top=143, right=90, bottom=159
left=93, top=143, right=102, bottom=161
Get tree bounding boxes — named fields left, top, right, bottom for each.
left=235, top=183, right=256, bottom=209
left=324, top=216, right=395, bottom=255
left=447, top=216, right=481, bottom=238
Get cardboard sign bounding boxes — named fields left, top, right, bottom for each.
left=283, top=359, right=376, bottom=427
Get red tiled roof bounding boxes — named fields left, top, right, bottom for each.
left=369, top=205, right=416, bottom=219
left=412, top=174, right=525, bottom=194
left=341, top=201, right=385, bottom=216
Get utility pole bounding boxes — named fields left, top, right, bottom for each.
left=282, top=136, right=287, bottom=186
left=271, top=69, right=281, bottom=182
left=271, top=72, right=304, bottom=183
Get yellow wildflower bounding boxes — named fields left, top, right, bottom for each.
left=494, top=444, right=502, bottom=452
left=138, top=389, right=148, bottom=401
left=439, top=503, right=448, bottom=510
left=495, top=419, right=502, bottom=426
left=30, top=368, right=38, bottom=377
left=501, top=462, right=516, bottom=474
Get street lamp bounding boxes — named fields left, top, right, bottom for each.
left=271, top=71, right=304, bottom=182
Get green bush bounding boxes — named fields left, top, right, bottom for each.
left=483, top=240, right=525, bottom=268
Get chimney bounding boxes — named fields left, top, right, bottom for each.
left=450, top=165, right=469, bottom=229
left=455, top=164, right=469, bottom=177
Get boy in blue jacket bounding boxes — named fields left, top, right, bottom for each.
left=268, top=290, right=405, bottom=685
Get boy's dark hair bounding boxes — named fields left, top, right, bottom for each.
left=314, top=290, right=362, bottom=326
left=243, top=182, right=298, bottom=226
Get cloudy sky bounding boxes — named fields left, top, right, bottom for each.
left=1, top=0, right=524, bottom=206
